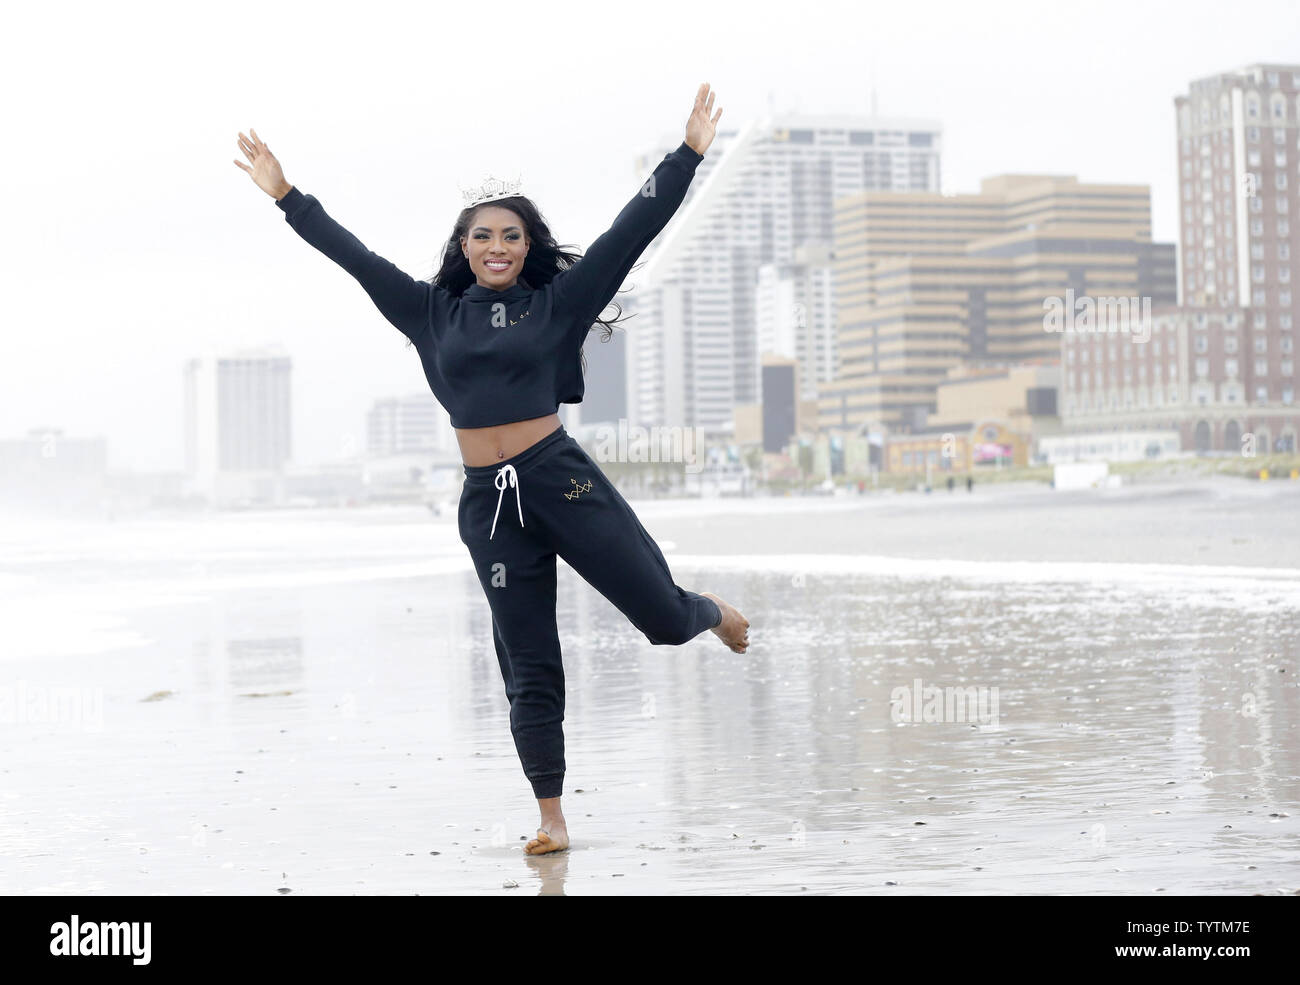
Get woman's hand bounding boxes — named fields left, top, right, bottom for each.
left=233, top=128, right=292, bottom=200
left=684, top=83, right=722, bottom=156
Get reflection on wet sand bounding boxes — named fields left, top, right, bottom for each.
left=0, top=486, right=1296, bottom=894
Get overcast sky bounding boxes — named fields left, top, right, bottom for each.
left=2, top=0, right=1297, bottom=471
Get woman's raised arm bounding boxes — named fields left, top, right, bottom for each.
left=235, top=128, right=433, bottom=344
left=551, top=84, right=722, bottom=335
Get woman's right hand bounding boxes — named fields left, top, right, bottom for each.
left=233, top=128, right=292, bottom=200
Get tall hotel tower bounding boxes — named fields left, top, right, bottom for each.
left=184, top=345, right=292, bottom=505
left=1058, top=63, right=1299, bottom=453
left=606, top=115, right=942, bottom=437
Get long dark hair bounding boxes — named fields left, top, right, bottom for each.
left=416, top=196, right=634, bottom=376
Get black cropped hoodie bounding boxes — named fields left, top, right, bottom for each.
left=275, top=141, right=705, bottom=428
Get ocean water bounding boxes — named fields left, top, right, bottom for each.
left=0, top=491, right=1296, bottom=895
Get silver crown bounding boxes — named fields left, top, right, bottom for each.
left=459, top=174, right=524, bottom=210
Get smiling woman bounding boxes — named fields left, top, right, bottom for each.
left=464, top=209, right=529, bottom=286
left=234, top=83, right=749, bottom=859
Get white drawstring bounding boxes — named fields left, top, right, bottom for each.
left=490, top=463, right=524, bottom=540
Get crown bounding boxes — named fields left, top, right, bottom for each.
left=459, top=174, right=524, bottom=210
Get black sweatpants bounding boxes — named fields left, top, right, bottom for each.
left=457, top=424, right=723, bottom=800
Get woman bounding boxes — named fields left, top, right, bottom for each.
left=234, top=83, right=749, bottom=856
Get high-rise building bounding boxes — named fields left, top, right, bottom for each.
left=1175, top=63, right=1300, bottom=316
left=366, top=393, right=453, bottom=456
left=622, top=114, right=943, bottom=437
left=756, top=243, right=837, bottom=402
left=1059, top=63, right=1300, bottom=453
left=184, top=345, right=291, bottom=506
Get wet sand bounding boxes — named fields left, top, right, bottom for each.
left=0, top=475, right=1297, bottom=895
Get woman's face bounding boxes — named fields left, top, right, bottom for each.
left=460, top=205, right=529, bottom=289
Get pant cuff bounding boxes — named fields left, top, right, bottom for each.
left=530, top=773, right=564, bottom=799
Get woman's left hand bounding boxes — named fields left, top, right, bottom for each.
left=684, top=82, right=722, bottom=156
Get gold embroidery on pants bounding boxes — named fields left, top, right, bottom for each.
left=564, top=477, right=593, bottom=501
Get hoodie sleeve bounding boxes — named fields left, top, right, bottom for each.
left=551, top=141, right=704, bottom=337
left=276, top=187, right=434, bottom=343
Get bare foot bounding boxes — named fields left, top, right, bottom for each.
left=525, top=817, right=569, bottom=855
left=701, top=592, right=750, bottom=653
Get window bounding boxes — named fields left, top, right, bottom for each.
left=1196, top=357, right=1209, bottom=377
left=1285, top=387, right=1295, bottom=404
left=1256, top=358, right=1269, bottom=374
left=1225, top=358, right=1238, bottom=376
left=1195, top=335, right=1209, bottom=353
left=1225, top=335, right=1238, bottom=353
left=1255, top=336, right=1268, bottom=353
left=1284, top=360, right=1295, bottom=376
left=1256, top=385, right=1269, bottom=401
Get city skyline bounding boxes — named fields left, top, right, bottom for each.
left=3, top=0, right=1297, bottom=470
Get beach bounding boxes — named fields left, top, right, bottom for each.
left=1, top=475, right=1297, bottom=895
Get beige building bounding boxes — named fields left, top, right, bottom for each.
left=819, top=175, right=1175, bottom=435
left=927, top=362, right=1061, bottom=432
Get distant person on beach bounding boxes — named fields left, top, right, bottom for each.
left=966, top=475, right=974, bottom=492
left=234, top=84, right=749, bottom=857
left=946, top=476, right=955, bottom=492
